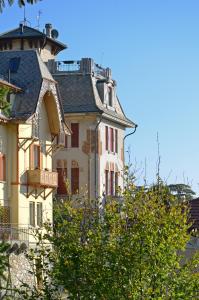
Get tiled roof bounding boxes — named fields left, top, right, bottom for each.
left=54, top=74, right=101, bottom=114
left=189, top=198, right=199, bottom=230
left=0, top=26, right=44, bottom=39
left=0, top=50, right=54, bottom=119
left=0, top=25, right=67, bottom=50
left=53, top=73, right=135, bottom=127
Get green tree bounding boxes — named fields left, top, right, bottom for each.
left=46, top=185, right=199, bottom=299
left=168, top=183, right=195, bottom=201
left=0, top=0, right=41, bottom=12
left=0, top=87, right=11, bottom=117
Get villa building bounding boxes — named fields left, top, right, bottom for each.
left=0, top=24, right=70, bottom=248
left=50, top=58, right=136, bottom=199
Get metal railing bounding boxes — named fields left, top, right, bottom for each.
left=56, top=60, right=80, bottom=72
left=0, top=224, right=29, bottom=242
left=94, top=63, right=107, bottom=77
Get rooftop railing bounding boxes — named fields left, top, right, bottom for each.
left=56, top=60, right=80, bottom=72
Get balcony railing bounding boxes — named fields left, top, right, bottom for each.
left=27, top=169, right=58, bottom=188
left=56, top=60, right=80, bottom=72
left=0, top=224, right=29, bottom=243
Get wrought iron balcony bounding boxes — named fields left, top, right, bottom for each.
left=27, top=169, right=58, bottom=188
left=0, top=224, right=29, bottom=243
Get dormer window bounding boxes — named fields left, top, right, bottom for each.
left=108, top=87, right=113, bottom=107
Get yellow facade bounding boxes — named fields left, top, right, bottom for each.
left=0, top=86, right=65, bottom=246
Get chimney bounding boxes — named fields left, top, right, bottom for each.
left=80, top=58, right=94, bottom=74
left=45, top=23, right=52, bottom=38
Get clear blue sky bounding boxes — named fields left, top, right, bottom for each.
left=1, top=0, right=199, bottom=193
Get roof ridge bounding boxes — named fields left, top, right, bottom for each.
left=0, top=25, right=44, bottom=38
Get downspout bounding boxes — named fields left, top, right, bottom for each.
left=94, top=115, right=103, bottom=199
left=123, top=124, right=138, bottom=188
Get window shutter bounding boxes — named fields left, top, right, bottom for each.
left=37, top=203, right=43, bottom=227
left=71, top=123, right=79, bottom=147
left=0, top=154, right=5, bottom=181
left=71, top=167, right=79, bottom=194
left=57, top=168, right=67, bottom=195
left=65, top=134, right=68, bottom=148
left=105, top=126, right=108, bottom=151
left=110, top=128, right=114, bottom=152
left=105, top=170, right=109, bottom=195
left=110, top=171, right=114, bottom=195
left=29, top=202, right=35, bottom=226
left=115, top=172, right=118, bottom=196
left=115, top=129, right=118, bottom=153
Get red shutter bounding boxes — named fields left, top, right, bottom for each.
left=105, top=170, right=109, bottom=195
left=0, top=154, right=3, bottom=181
left=71, top=123, right=79, bottom=148
left=65, top=134, right=68, bottom=148
left=115, top=129, right=118, bottom=153
left=110, top=171, right=114, bottom=195
left=110, top=128, right=114, bottom=152
left=57, top=168, right=67, bottom=195
left=115, top=172, right=118, bottom=196
left=105, top=126, right=108, bottom=151
left=71, top=168, right=79, bottom=194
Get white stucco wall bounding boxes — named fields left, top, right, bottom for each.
left=54, top=115, right=126, bottom=199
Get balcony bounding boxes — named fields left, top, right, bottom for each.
left=0, top=224, right=29, bottom=243
left=27, top=169, right=58, bottom=188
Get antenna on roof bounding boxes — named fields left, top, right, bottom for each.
left=20, top=6, right=31, bottom=27
left=35, top=10, right=42, bottom=29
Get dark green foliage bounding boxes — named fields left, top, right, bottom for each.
left=168, top=183, right=196, bottom=201
left=0, top=87, right=11, bottom=117
left=49, top=186, right=199, bottom=299
left=0, top=0, right=41, bottom=12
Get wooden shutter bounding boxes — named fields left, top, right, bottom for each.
left=37, top=203, right=43, bottom=227
left=0, top=206, right=10, bottom=223
left=71, top=123, right=79, bottom=147
left=71, top=168, right=79, bottom=194
left=105, top=126, right=108, bottom=151
left=65, top=134, right=68, bottom=148
left=57, top=168, right=67, bottom=195
left=115, top=172, right=118, bottom=196
left=105, top=170, right=109, bottom=195
left=115, top=129, right=118, bottom=153
left=0, top=154, right=5, bottom=181
left=110, top=171, right=114, bottom=195
left=110, top=128, right=114, bottom=152
left=29, top=202, right=35, bottom=226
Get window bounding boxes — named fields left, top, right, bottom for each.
left=57, top=168, right=67, bottom=195
left=110, top=171, right=114, bottom=196
left=71, top=167, right=79, bottom=194
left=115, top=129, right=118, bottom=153
left=37, top=203, right=43, bottom=227
left=105, top=170, right=109, bottom=195
left=30, top=202, right=43, bottom=227
left=71, top=123, right=79, bottom=147
left=29, top=202, right=35, bottom=227
left=9, top=57, right=21, bottom=73
left=108, top=87, right=112, bottom=106
left=110, top=128, right=114, bottom=152
left=105, top=126, right=109, bottom=151
left=31, top=144, right=41, bottom=169
left=0, top=153, right=6, bottom=181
